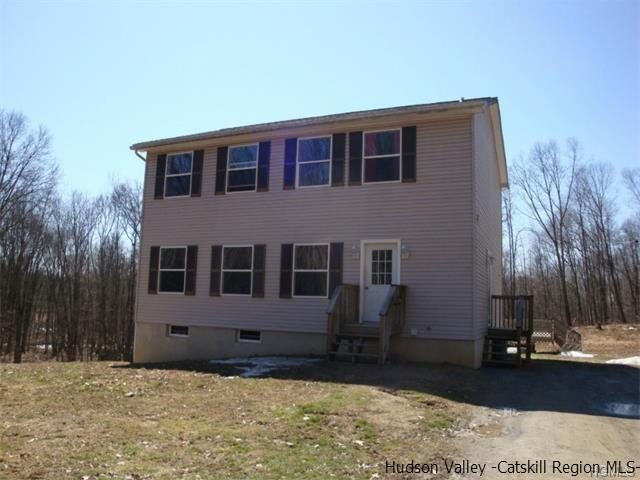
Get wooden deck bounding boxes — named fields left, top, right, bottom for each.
left=326, top=284, right=406, bottom=365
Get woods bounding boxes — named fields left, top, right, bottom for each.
left=0, top=111, right=141, bottom=362
left=0, top=111, right=637, bottom=364
left=506, top=139, right=639, bottom=327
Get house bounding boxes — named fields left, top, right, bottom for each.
left=130, top=97, right=507, bottom=369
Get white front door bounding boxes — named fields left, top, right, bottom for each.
left=361, top=242, right=399, bottom=323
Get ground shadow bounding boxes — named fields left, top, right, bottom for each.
left=115, top=356, right=640, bottom=420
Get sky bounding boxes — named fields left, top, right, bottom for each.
left=1, top=0, right=638, bottom=207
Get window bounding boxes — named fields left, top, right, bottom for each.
left=293, top=244, right=329, bottom=297
left=159, top=247, right=186, bottom=293
left=372, top=249, right=393, bottom=285
left=165, top=152, right=193, bottom=197
left=169, top=325, right=189, bottom=337
left=363, top=129, right=401, bottom=183
left=297, top=136, right=331, bottom=187
left=237, top=329, right=261, bottom=343
left=222, top=246, right=253, bottom=295
left=227, top=144, right=258, bottom=192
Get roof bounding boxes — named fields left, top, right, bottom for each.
left=130, top=97, right=508, bottom=187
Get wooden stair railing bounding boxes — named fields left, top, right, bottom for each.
left=378, top=285, right=407, bottom=365
left=326, top=284, right=359, bottom=359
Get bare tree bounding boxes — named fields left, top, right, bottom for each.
left=513, top=139, right=578, bottom=326
left=0, top=111, right=57, bottom=236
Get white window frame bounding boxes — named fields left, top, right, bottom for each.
left=164, top=151, right=193, bottom=198
left=295, top=135, right=332, bottom=189
left=158, top=246, right=187, bottom=294
left=226, top=143, right=259, bottom=194
left=221, top=245, right=254, bottom=296
left=236, top=329, right=262, bottom=343
left=292, top=243, right=330, bottom=298
left=168, top=325, right=190, bottom=337
left=362, top=128, right=402, bottom=185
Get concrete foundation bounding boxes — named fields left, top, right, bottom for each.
left=133, top=322, right=483, bottom=368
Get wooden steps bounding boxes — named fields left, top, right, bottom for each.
left=326, top=284, right=407, bottom=365
left=329, top=333, right=380, bottom=363
left=483, top=331, right=531, bottom=367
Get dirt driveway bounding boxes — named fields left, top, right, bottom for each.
left=454, top=357, right=639, bottom=479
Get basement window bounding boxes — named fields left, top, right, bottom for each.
left=169, top=325, right=189, bottom=337
left=237, top=329, right=261, bottom=343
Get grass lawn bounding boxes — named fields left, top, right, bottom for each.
left=0, top=360, right=470, bottom=480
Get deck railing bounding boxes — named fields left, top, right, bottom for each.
left=489, top=295, right=533, bottom=335
left=326, top=284, right=359, bottom=357
left=378, top=285, right=407, bottom=365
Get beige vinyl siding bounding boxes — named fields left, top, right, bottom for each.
left=472, top=110, right=504, bottom=339
left=136, top=115, right=475, bottom=341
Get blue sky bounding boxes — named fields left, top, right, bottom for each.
left=1, top=1, right=638, bottom=206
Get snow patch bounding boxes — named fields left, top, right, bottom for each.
left=209, top=356, right=323, bottom=377
left=560, top=350, right=595, bottom=358
left=606, top=356, right=640, bottom=366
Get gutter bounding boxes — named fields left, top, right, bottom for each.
left=134, top=150, right=146, bottom=162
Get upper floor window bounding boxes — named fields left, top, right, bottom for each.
left=165, top=152, right=193, bottom=197
left=227, top=144, right=258, bottom=192
left=297, top=136, right=331, bottom=187
left=159, top=247, right=186, bottom=293
left=293, top=244, right=329, bottom=297
left=222, top=245, right=253, bottom=295
left=363, top=129, right=401, bottom=183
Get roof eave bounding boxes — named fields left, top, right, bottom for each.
left=488, top=100, right=509, bottom=189
left=130, top=99, right=489, bottom=152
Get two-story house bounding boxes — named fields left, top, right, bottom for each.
left=130, top=97, right=507, bottom=368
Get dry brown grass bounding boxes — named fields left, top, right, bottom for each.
left=575, top=324, right=640, bottom=359
left=0, top=360, right=470, bottom=480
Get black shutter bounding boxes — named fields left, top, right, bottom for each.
left=257, top=141, right=270, bottom=192
left=252, top=244, right=266, bottom=297
left=402, top=126, right=417, bottom=182
left=210, top=246, right=222, bottom=296
left=348, top=132, right=362, bottom=185
left=148, top=246, right=160, bottom=294
left=279, top=244, right=293, bottom=298
left=331, top=133, right=345, bottom=187
left=191, top=150, right=204, bottom=196
left=215, top=146, right=228, bottom=195
left=154, top=154, right=166, bottom=199
left=185, top=246, right=198, bottom=295
left=283, top=138, right=297, bottom=189
left=329, top=243, right=343, bottom=298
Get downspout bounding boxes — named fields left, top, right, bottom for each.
left=131, top=148, right=146, bottom=362
left=134, top=150, right=146, bottom=162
